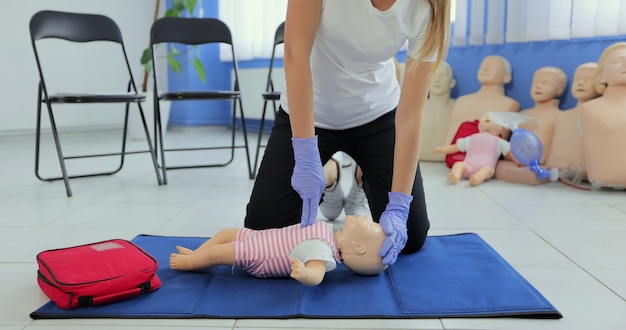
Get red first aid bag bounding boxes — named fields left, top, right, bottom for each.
left=36, top=239, right=161, bottom=309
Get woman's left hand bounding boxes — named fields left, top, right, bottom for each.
left=378, top=192, right=413, bottom=265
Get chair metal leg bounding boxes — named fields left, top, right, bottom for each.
left=117, top=104, right=129, bottom=170
left=34, top=94, right=72, bottom=197
left=154, top=97, right=168, bottom=185
left=227, top=99, right=238, bottom=166
left=252, top=99, right=278, bottom=179
left=36, top=102, right=131, bottom=197
left=154, top=97, right=252, bottom=180
left=136, top=101, right=162, bottom=185
left=253, top=99, right=271, bottom=178
left=34, top=94, right=159, bottom=196
left=236, top=98, right=254, bottom=180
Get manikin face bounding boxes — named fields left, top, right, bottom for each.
left=571, top=66, right=599, bottom=101
left=477, top=56, right=509, bottom=86
left=477, top=113, right=509, bottom=139
left=531, top=71, right=562, bottom=102
left=599, top=47, right=626, bottom=87
left=334, top=215, right=387, bottom=275
left=429, top=64, right=455, bottom=97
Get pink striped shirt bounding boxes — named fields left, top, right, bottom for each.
left=233, top=222, right=340, bottom=278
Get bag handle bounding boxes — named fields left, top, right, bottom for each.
left=78, top=281, right=151, bottom=307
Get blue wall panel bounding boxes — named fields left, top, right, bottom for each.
left=168, top=0, right=233, bottom=127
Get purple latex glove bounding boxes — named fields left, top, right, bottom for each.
left=291, top=136, right=325, bottom=227
left=378, top=192, right=413, bottom=266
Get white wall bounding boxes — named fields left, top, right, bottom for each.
left=234, top=67, right=285, bottom=121
left=0, top=1, right=160, bottom=135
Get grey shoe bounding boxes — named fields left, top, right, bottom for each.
left=319, top=159, right=344, bottom=221
left=320, top=180, right=345, bottom=221
left=344, top=176, right=370, bottom=217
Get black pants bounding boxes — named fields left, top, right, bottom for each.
left=245, top=108, right=430, bottom=253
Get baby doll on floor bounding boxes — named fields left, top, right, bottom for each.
left=434, top=112, right=516, bottom=186
left=170, top=215, right=387, bottom=286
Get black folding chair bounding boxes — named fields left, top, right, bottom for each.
left=252, top=22, right=285, bottom=177
left=150, top=17, right=253, bottom=184
left=29, top=10, right=162, bottom=197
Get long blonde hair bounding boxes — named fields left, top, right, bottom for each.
left=410, top=0, right=451, bottom=76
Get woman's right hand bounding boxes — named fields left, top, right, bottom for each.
left=285, top=1, right=326, bottom=227
left=291, top=137, right=325, bottom=227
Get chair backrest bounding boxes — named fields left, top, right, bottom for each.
left=274, top=22, right=285, bottom=46
left=30, top=10, right=123, bottom=44
left=150, top=17, right=241, bottom=94
left=265, top=22, right=286, bottom=93
left=151, top=17, right=233, bottom=45
left=29, top=10, right=137, bottom=95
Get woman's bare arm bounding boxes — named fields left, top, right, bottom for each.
left=283, top=0, right=323, bottom=138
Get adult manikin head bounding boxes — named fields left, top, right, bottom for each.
left=429, top=61, right=456, bottom=97
left=477, top=55, right=512, bottom=86
left=595, top=42, right=626, bottom=94
left=334, top=215, right=387, bottom=276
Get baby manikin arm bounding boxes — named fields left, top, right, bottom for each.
left=289, top=259, right=328, bottom=286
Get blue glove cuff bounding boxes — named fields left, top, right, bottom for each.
left=387, top=192, right=413, bottom=213
left=292, top=136, right=320, bottom=160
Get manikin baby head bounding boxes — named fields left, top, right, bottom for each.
left=334, top=215, right=388, bottom=276
left=478, top=112, right=512, bottom=140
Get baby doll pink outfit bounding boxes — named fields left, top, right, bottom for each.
left=456, top=133, right=511, bottom=178
left=233, top=221, right=341, bottom=278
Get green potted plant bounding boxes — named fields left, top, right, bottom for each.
left=130, top=0, right=207, bottom=140
left=140, top=0, right=206, bottom=93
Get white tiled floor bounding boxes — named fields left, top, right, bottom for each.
left=1, top=128, right=626, bottom=330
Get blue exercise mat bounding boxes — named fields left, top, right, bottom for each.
left=30, top=233, right=562, bottom=319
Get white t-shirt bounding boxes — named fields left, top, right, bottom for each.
left=280, top=0, right=435, bottom=129
left=288, top=239, right=337, bottom=272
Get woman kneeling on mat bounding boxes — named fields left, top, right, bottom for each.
left=170, top=215, right=387, bottom=286
left=244, top=0, right=451, bottom=267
